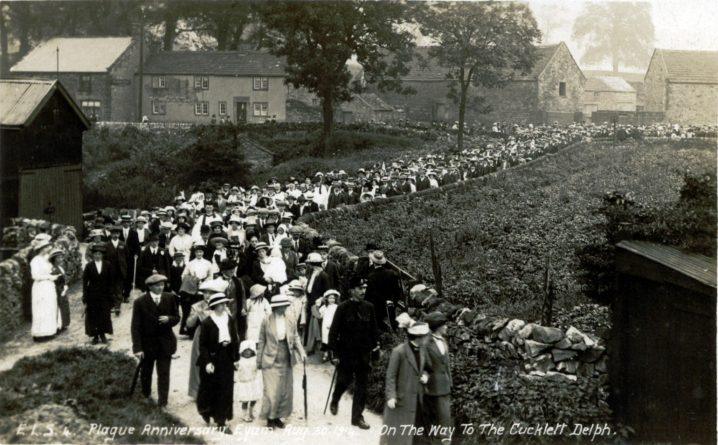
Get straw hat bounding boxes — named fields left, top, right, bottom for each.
left=208, top=293, right=231, bottom=308
left=269, top=294, right=291, bottom=308
left=249, top=284, right=267, bottom=299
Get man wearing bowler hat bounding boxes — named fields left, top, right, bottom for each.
left=131, top=274, right=180, bottom=408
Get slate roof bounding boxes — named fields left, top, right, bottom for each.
left=357, top=93, right=394, bottom=111
left=143, top=51, right=286, bottom=77
left=403, top=43, right=562, bottom=82
left=653, top=49, right=718, bottom=84
left=583, top=70, right=645, bottom=84
left=617, top=240, right=716, bottom=289
left=11, top=37, right=133, bottom=73
left=0, top=79, right=90, bottom=129
left=585, top=76, right=635, bottom=93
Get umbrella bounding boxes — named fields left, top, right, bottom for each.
left=128, top=358, right=142, bottom=397
left=302, top=362, right=308, bottom=423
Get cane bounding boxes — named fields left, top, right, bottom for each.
left=385, top=302, right=396, bottom=334
left=128, top=357, right=143, bottom=397
left=302, top=362, right=308, bottom=424
left=323, top=364, right=338, bottom=415
left=131, top=255, right=138, bottom=292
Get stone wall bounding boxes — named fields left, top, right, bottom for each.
left=109, top=40, right=140, bottom=122
left=666, top=83, right=718, bottom=125
left=643, top=60, right=667, bottom=113
left=537, top=43, right=585, bottom=114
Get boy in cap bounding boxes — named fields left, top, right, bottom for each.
left=131, top=274, right=180, bottom=408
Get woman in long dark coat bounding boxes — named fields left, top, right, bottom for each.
left=196, top=293, right=239, bottom=432
left=381, top=322, right=431, bottom=445
left=82, top=243, right=114, bottom=344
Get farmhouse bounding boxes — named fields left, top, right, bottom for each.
left=644, top=49, right=718, bottom=125
left=377, top=42, right=585, bottom=125
left=10, top=37, right=140, bottom=122
left=140, top=51, right=287, bottom=124
left=581, top=76, right=637, bottom=120
left=0, top=79, right=89, bottom=232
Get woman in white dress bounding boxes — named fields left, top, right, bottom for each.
left=30, top=241, right=61, bottom=341
left=245, top=284, right=272, bottom=344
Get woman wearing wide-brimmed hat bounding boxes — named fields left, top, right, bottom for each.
left=250, top=242, right=287, bottom=289
left=30, top=240, right=61, bottom=341
left=196, top=292, right=239, bottom=431
left=187, top=278, right=228, bottom=399
left=49, top=248, right=71, bottom=331
left=82, top=243, right=115, bottom=344
left=245, top=284, right=272, bottom=344
left=257, top=294, right=307, bottom=429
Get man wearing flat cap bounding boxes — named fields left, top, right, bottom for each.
left=328, top=276, right=379, bottom=430
left=131, top=274, right=180, bottom=408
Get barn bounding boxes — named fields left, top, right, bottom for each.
left=0, top=79, right=89, bottom=232
left=643, top=49, right=718, bottom=125
left=376, top=42, right=585, bottom=125
left=611, top=240, right=716, bottom=444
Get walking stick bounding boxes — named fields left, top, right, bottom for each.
left=128, top=358, right=143, bottom=396
left=131, top=255, right=138, bottom=292
left=323, top=363, right=338, bottom=415
left=302, top=362, right=308, bottom=423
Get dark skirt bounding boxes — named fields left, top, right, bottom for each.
left=58, top=290, right=71, bottom=330
left=85, top=299, right=113, bottom=336
left=197, top=342, right=235, bottom=423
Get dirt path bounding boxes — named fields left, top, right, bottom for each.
left=0, top=249, right=383, bottom=445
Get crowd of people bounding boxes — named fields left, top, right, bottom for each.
left=27, top=120, right=715, bottom=440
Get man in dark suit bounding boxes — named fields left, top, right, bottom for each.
left=287, top=196, right=301, bottom=220
left=279, top=238, right=299, bottom=281
left=218, top=259, right=247, bottom=340
left=423, top=312, right=453, bottom=444
left=328, top=276, right=379, bottom=430
left=297, top=195, right=319, bottom=216
left=105, top=226, right=128, bottom=314
left=136, top=234, right=170, bottom=291
left=131, top=274, right=180, bottom=408
left=365, top=251, right=402, bottom=332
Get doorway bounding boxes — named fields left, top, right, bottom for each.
left=235, top=102, right=247, bottom=123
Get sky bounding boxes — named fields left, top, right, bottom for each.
left=529, top=0, right=718, bottom=72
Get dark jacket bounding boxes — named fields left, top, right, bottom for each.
left=137, top=245, right=171, bottom=287
left=328, top=298, right=378, bottom=356
left=306, top=269, right=331, bottom=307
left=365, top=264, right=402, bottom=317
left=126, top=228, right=151, bottom=257
left=425, top=336, right=452, bottom=397
left=82, top=260, right=115, bottom=336
left=104, top=239, right=128, bottom=281
left=197, top=314, right=239, bottom=368
left=131, top=292, right=180, bottom=357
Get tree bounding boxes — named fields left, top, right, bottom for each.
left=572, top=2, right=655, bottom=72
left=256, top=1, right=415, bottom=151
left=417, top=2, right=541, bottom=151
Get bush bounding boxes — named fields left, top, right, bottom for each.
left=0, top=347, right=202, bottom=443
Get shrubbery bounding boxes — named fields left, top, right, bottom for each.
left=0, top=348, right=200, bottom=443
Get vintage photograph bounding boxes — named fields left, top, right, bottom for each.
left=0, top=0, right=716, bottom=444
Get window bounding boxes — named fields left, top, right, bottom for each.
left=311, top=98, right=318, bottom=106
left=79, top=74, right=92, bottom=93
left=151, top=100, right=166, bottom=115
left=559, top=82, right=566, bottom=97
left=253, top=77, right=269, bottom=90
left=152, top=75, right=166, bottom=88
left=218, top=101, right=227, bottom=115
left=253, top=102, right=268, bottom=117
left=194, top=101, right=209, bottom=115
left=194, top=76, right=209, bottom=89
left=80, top=100, right=101, bottom=119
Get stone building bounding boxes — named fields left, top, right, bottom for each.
left=376, top=42, right=585, bottom=125
left=140, top=50, right=286, bottom=124
left=644, top=49, right=718, bottom=125
left=582, top=76, right=637, bottom=119
left=583, top=70, right=645, bottom=110
left=10, top=37, right=140, bottom=122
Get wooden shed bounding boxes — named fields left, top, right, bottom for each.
left=611, top=240, right=716, bottom=444
left=0, top=79, right=90, bottom=232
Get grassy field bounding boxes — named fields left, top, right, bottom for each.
left=308, top=139, right=716, bottom=320
left=0, top=348, right=202, bottom=444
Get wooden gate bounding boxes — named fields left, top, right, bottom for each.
left=19, top=164, right=83, bottom=232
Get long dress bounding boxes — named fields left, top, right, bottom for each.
left=82, top=261, right=114, bottom=337
left=187, top=300, right=211, bottom=399
left=53, top=265, right=71, bottom=330
left=245, top=297, right=272, bottom=344
left=196, top=314, right=239, bottom=425
left=30, top=255, right=60, bottom=338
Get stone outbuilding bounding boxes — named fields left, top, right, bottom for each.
left=10, top=37, right=140, bottom=122
left=643, top=49, right=718, bottom=125
left=582, top=76, right=637, bottom=120
left=377, top=42, right=585, bottom=125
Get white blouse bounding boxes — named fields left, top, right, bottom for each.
left=210, top=312, right=231, bottom=343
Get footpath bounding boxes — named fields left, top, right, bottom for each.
left=0, top=250, right=382, bottom=445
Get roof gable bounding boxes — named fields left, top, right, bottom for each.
left=653, top=49, right=718, bottom=84
left=11, top=37, right=133, bottom=73
left=0, top=79, right=90, bottom=129
left=143, top=51, right=286, bottom=77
